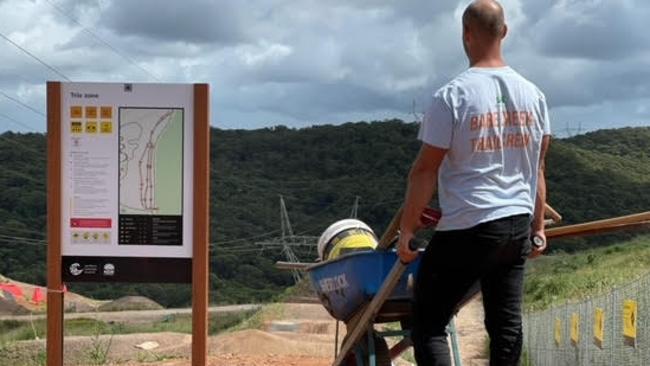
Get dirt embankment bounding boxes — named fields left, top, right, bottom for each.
left=211, top=300, right=488, bottom=366
left=0, top=274, right=103, bottom=315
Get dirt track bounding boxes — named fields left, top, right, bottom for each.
left=10, top=301, right=487, bottom=365
left=120, top=355, right=330, bottom=366
left=130, top=300, right=486, bottom=365
left=455, top=295, right=489, bottom=365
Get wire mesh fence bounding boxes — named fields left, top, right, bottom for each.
left=523, top=272, right=650, bottom=365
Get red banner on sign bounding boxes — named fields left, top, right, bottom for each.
left=70, top=218, right=112, bottom=228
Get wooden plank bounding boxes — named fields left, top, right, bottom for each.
left=544, top=203, right=562, bottom=224
left=333, top=261, right=407, bottom=366
left=548, top=221, right=650, bottom=239
left=275, top=261, right=313, bottom=271
left=377, top=206, right=403, bottom=250
left=344, top=301, right=368, bottom=333
left=192, top=83, right=210, bottom=366
left=547, top=212, right=650, bottom=239
left=543, top=219, right=556, bottom=227
left=46, top=81, right=64, bottom=366
left=389, top=337, right=413, bottom=360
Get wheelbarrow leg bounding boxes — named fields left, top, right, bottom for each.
left=354, top=344, right=364, bottom=366
left=334, top=320, right=340, bottom=358
left=367, top=328, right=376, bottom=366
left=447, top=316, right=463, bottom=366
left=333, top=260, right=408, bottom=366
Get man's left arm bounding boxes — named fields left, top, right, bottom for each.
left=397, top=143, right=447, bottom=263
left=529, top=135, right=551, bottom=258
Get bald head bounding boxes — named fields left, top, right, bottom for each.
left=462, top=0, right=506, bottom=40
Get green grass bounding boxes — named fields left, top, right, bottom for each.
left=229, top=303, right=285, bottom=332
left=0, top=310, right=257, bottom=344
left=524, top=234, right=650, bottom=311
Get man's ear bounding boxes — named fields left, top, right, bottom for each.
left=501, top=24, right=508, bottom=40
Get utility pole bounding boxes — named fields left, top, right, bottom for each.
left=350, top=196, right=360, bottom=219
left=280, top=195, right=294, bottom=238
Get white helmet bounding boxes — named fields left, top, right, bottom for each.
left=317, top=219, right=377, bottom=260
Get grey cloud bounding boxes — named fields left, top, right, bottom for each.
left=216, top=7, right=437, bottom=88
left=299, top=82, right=410, bottom=116
left=396, top=0, right=460, bottom=21
left=100, top=0, right=249, bottom=44
left=512, top=54, right=650, bottom=110
left=47, top=0, right=102, bottom=27
left=364, top=0, right=460, bottom=25
left=61, top=29, right=209, bottom=60
left=519, top=0, right=556, bottom=24
left=230, top=81, right=407, bottom=120
left=529, top=1, right=650, bottom=60
left=2, top=0, right=650, bottom=134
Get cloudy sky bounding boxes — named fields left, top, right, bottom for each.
left=0, top=0, right=649, bottom=135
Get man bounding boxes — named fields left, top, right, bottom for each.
left=397, top=1, right=551, bottom=365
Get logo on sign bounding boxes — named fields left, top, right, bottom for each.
left=103, top=263, right=115, bottom=276
left=70, top=263, right=83, bottom=276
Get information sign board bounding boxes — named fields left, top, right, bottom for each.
left=60, top=82, right=196, bottom=282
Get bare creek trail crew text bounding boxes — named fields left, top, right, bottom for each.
left=469, top=109, right=536, bottom=152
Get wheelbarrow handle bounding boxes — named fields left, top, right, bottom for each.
left=408, top=238, right=426, bottom=251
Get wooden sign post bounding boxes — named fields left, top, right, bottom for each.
left=46, top=82, right=64, bottom=366
left=192, top=83, right=210, bottom=365
left=46, top=82, right=210, bottom=365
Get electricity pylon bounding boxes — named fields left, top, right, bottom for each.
left=256, top=195, right=318, bottom=284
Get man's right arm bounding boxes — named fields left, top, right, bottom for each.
left=398, top=143, right=447, bottom=263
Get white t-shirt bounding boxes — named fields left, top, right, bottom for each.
left=418, top=66, right=551, bottom=231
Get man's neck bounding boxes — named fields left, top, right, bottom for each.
left=468, top=46, right=506, bottom=68
left=470, top=58, right=507, bottom=68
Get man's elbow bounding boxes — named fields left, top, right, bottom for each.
left=409, top=163, right=438, bottom=183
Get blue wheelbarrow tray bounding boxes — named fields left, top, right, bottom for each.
left=306, top=250, right=421, bottom=323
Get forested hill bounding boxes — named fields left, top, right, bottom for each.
left=1, top=121, right=649, bottom=306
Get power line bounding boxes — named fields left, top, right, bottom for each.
left=0, top=240, right=46, bottom=248
left=44, top=0, right=160, bottom=82
left=213, top=204, right=341, bottom=246
left=211, top=229, right=281, bottom=246
left=211, top=193, right=370, bottom=245
left=213, top=169, right=406, bottom=186
left=0, top=235, right=319, bottom=254
left=0, top=112, right=39, bottom=132
left=0, top=165, right=46, bottom=187
left=368, top=198, right=404, bottom=208
left=0, top=30, right=71, bottom=81
left=0, top=234, right=46, bottom=245
left=0, top=133, right=47, bottom=163
left=0, top=161, right=46, bottom=187
left=0, top=227, right=45, bottom=238
left=214, top=241, right=317, bottom=252
left=0, top=91, right=45, bottom=117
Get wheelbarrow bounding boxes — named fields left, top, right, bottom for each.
left=278, top=207, right=469, bottom=365
left=306, top=246, right=467, bottom=366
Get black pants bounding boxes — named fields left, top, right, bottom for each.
left=412, top=214, right=532, bottom=366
